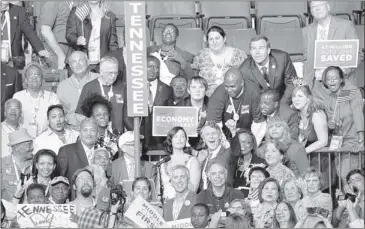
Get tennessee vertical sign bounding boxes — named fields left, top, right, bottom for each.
left=124, top=1, right=148, bottom=117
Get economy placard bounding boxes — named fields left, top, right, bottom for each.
left=17, top=204, right=77, bottom=228
left=124, top=196, right=168, bottom=228
left=314, top=39, right=359, bottom=69
left=152, top=106, right=199, bottom=137
left=167, top=218, right=194, bottom=228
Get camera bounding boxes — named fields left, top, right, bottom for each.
left=337, top=193, right=357, bottom=203
left=110, top=184, right=127, bottom=206
left=306, top=207, right=329, bottom=218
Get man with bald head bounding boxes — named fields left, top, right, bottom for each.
left=57, top=118, right=99, bottom=192
left=125, top=55, right=173, bottom=153
left=13, top=63, right=60, bottom=137
left=76, top=56, right=128, bottom=133
left=57, top=51, right=99, bottom=129
left=206, top=67, right=263, bottom=138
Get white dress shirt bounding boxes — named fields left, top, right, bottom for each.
left=149, top=79, right=158, bottom=103
left=124, top=156, right=135, bottom=180
left=81, top=142, right=94, bottom=165
left=13, top=90, right=60, bottom=138
left=315, top=17, right=331, bottom=80
left=33, top=128, right=79, bottom=155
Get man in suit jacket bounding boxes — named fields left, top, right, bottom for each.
left=126, top=56, right=173, bottom=153
left=239, top=35, right=296, bottom=116
left=198, top=122, right=234, bottom=190
left=1, top=2, right=49, bottom=69
left=163, top=165, right=197, bottom=221
left=303, top=1, right=359, bottom=102
left=57, top=118, right=99, bottom=199
left=1, top=63, right=22, bottom=121
left=108, top=131, right=156, bottom=185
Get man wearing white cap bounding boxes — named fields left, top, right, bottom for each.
left=48, top=176, right=70, bottom=204
left=1, top=128, right=34, bottom=201
left=108, top=131, right=156, bottom=186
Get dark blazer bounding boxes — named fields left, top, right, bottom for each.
left=302, top=16, right=359, bottom=88
left=66, top=7, right=118, bottom=59
left=239, top=49, right=296, bottom=107
left=200, top=146, right=234, bottom=189
left=163, top=191, right=197, bottom=222
left=126, top=80, right=173, bottom=151
left=1, top=63, right=23, bottom=121
left=108, top=156, right=157, bottom=185
left=8, top=4, right=44, bottom=69
left=57, top=141, right=89, bottom=189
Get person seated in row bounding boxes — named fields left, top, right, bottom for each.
left=167, top=75, right=188, bottom=106
left=80, top=94, right=119, bottom=160
left=48, top=176, right=71, bottom=204
left=196, top=161, right=245, bottom=214
left=33, top=105, right=79, bottom=155
left=160, top=127, right=201, bottom=199
left=191, top=203, right=210, bottom=228
left=57, top=51, right=99, bottom=130
left=192, top=25, right=247, bottom=97
left=148, top=23, right=195, bottom=85
left=163, top=165, right=197, bottom=222
left=108, top=131, right=156, bottom=185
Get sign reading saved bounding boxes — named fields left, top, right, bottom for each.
left=314, top=39, right=359, bottom=69
left=152, top=106, right=199, bottom=137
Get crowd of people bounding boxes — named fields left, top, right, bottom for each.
left=1, top=1, right=364, bottom=228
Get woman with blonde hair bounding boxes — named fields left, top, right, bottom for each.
left=265, top=116, right=309, bottom=176
left=66, top=1, right=118, bottom=72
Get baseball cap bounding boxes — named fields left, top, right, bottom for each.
left=50, top=176, right=70, bottom=186
left=118, top=131, right=143, bottom=147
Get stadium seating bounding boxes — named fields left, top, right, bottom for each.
left=200, top=1, right=252, bottom=31
left=255, top=2, right=307, bottom=34
left=153, top=28, right=204, bottom=56
left=225, top=29, right=257, bottom=54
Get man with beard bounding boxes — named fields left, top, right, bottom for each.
left=33, top=104, right=79, bottom=155
left=75, top=56, right=127, bottom=134
left=196, top=161, right=245, bottom=214
left=148, top=23, right=194, bottom=85
left=57, top=118, right=99, bottom=199
left=48, top=176, right=70, bottom=204
left=206, top=68, right=264, bottom=140
left=163, top=165, right=197, bottom=221
left=1, top=128, right=34, bottom=201
left=68, top=168, right=96, bottom=217
left=57, top=51, right=99, bottom=129
left=1, top=99, right=23, bottom=158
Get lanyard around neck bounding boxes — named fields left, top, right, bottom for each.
left=98, top=78, right=113, bottom=100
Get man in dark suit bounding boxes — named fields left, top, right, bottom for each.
left=303, top=1, right=359, bottom=103
left=239, top=35, right=296, bottom=120
left=57, top=118, right=98, bottom=199
left=108, top=131, right=156, bottom=185
left=1, top=1, right=49, bottom=69
left=126, top=56, right=173, bottom=154
left=163, top=165, right=197, bottom=221
left=1, top=63, right=22, bottom=121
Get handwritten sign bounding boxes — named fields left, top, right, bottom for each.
left=314, top=39, right=359, bottom=69
left=153, top=106, right=199, bottom=137
left=124, top=196, right=168, bottom=228
left=17, top=204, right=77, bottom=228
left=167, top=218, right=193, bottom=228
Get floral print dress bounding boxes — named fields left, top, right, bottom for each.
left=191, top=47, right=247, bottom=97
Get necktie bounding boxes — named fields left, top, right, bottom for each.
left=320, top=28, right=327, bottom=40
left=148, top=82, right=153, bottom=112
left=261, top=67, right=270, bottom=87
left=129, top=161, right=135, bottom=180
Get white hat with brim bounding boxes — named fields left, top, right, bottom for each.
left=8, top=128, right=34, bottom=147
